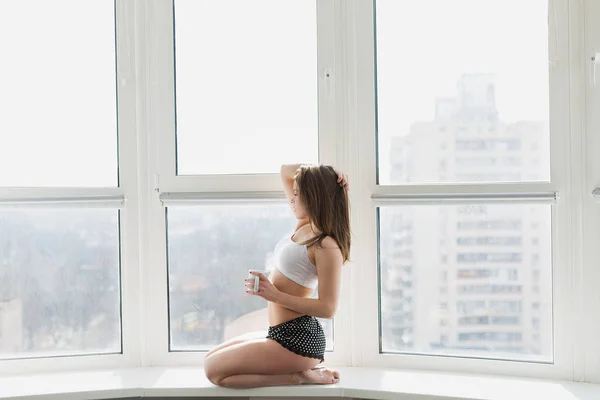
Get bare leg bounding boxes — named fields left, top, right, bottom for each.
left=219, top=373, right=299, bottom=388
left=204, top=331, right=266, bottom=360
left=219, top=368, right=340, bottom=389
left=204, top=338, right=340, bottom=389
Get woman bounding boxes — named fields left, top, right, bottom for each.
left=204, top=163, right=350, bottom=388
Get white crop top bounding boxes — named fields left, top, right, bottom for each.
left=273, top=234, right=318, bottom=289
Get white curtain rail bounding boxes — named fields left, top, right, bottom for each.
left=159, top=191, right=286, bottom=206
left=0, top=195, right=125, bottom=208
left=371, top=191, right=559, bottom=205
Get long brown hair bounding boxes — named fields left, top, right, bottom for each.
left=294, top=165, right=351, bottom=263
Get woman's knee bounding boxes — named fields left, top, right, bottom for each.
left=204, top=356, right=224, bottom=385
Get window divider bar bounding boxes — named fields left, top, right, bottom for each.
left=159, top=191, right=286, bottom=206
left=371, top=191, right=558, bottom=205
left=0, top=195, right=125, bottom=208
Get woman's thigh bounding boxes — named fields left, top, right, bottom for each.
left=204, top=331, right=267, bottom=359
left=204, top=338, right=320, bottom=382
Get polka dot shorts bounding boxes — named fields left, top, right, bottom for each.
left=266, top=315, right=326, bottom=363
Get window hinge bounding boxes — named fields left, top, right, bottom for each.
left=591, top=52, right=600, bottom=85
left=153, top=173, right=160, bottom=193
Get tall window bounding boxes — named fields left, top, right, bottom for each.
left=0, top=0, right=124, bottom=362
left=145, top=0, right=340, bottom=365
left=376, top=0, right=552, bottom=361
left=355, top=0, right=570, bottom=374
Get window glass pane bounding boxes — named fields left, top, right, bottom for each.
left=0, top=209, right=121, bottom=359
left=376, top=0, right=550, bottom=184
left=0, top=1, right=118, bottom=187
left=378, top=204, right=552, bottom=362
left=174, top=0, right=319, bottom=175
left=167, top=205, right=333, bottom=351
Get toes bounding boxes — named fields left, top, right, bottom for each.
left=330, top=371, right=339, bottom=383
left=322, top=367, right=339, bottom=378
left=324, top=369, right=337, bottom=383
left=306, top=367, right=339, bottom=385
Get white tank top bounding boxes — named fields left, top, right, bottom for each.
left=273, top=234, right=318, bottom=289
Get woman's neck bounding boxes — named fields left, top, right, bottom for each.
left=295, top=222, right=321, bottom=237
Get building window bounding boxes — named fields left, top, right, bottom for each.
left=0, top=0, right=122, bottom=361
left=458, top=332, right=522, bottom=342
left=455, top=139, right=521, bottom=151
left=457, top=220, right=522, bottom=230
left=491, top=316, right=520, bottom=325
left=457, top=301, right=486, bottom=314
left=458, top=316, right=489, bottom=326
left=457, top=253, right=522, bottom=263
left=457, top=269, right=499, bottom=279
left=507, top=269, right=519, bottom=281
left=456, top=237, right=522, bottom=246
left=457, top=285, right=522, bottom=294
left=489, top=300, right=522, bottom=313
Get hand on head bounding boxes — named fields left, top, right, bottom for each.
left=333, top=168, right=349, bottom=190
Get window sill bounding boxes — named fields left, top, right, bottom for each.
left=0, top=366, right=599, bottom=400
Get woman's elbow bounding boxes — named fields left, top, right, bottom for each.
left=321, top=304, right=337, bottom=319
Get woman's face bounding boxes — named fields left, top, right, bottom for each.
left=291, top=179, right=308, bottom=220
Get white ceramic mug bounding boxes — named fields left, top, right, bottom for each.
left=247, top=270, right=270, bottom=292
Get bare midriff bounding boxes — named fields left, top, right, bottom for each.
left=267, top=268, right=315, bottom=326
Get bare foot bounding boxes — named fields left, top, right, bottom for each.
left=294, top=367, right=340, bottom=385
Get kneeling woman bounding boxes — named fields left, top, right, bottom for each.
left=204, top=163, right=350, bottom=388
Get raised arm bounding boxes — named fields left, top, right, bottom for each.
left=280, top=164, right=303, bottom=203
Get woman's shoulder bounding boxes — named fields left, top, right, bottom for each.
left=316, top=236, right=342, bottom=254
left=313, top=236, right=344, bottom=268
left=319, top=235, right=338, bottom=246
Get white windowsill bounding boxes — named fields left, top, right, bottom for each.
left=1, top=366, right=599, bottom=400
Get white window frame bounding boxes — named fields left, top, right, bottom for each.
left=0, top=0, right=141, bottom=375
left=3, top=0, right=600, bottom=384
left=581, top=0, right=600, bottom=384
left=347, top=0, right=585, bottom=380
left=141, top=0, right=352, bottom=367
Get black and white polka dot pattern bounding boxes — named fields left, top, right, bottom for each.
left=266, top=315, right=326, bottom=363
